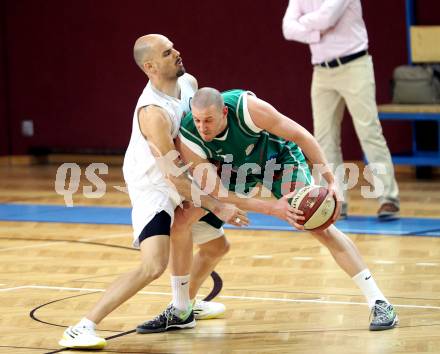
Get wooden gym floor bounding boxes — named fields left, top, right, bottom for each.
left=0, top=162, right=439, bottom=354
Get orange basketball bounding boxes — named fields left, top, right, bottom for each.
left=290, top=185, right=337, bottom=231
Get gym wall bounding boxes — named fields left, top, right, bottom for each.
left=0, top=0, right=438, bottom=158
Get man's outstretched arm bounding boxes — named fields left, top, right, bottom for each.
left=175, top=135, right=301, bottom=226
left=247, top=96, right=339, bottom=192
left=246, top=95, right=341, bottom=219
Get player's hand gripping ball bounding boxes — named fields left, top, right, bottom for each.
left=290, top=185, right=337, bottom=231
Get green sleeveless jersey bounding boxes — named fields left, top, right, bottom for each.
left=180, top=89, right=312, bottom=228
left=179, top=89, right=309, bottom=193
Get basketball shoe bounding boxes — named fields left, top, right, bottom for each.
left=59, top=325, right=106, bottom=349
left=193, top=299, right=226, bottom=320
left=136, top=304, right=195, bottom=333
left=377, top=203, right=400, bottom=220
left=369, top=300, right=398, bottom=330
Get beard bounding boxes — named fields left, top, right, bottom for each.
left=176, top=66, right=186, bottom=77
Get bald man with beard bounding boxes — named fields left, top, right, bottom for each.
left=58, top=34, right=248, bottom=350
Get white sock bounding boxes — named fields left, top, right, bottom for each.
left=76, top=317, right=96, bottom=330
left=171, top=275, right=191, bottom=311
left=352, top=269, right=388, bottom=309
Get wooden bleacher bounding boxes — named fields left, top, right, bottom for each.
left=378, top=7, right=440, bottom=166
left=378, top=104, right=440, bottom=165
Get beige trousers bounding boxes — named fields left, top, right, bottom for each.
left=311, top=55, right=399, bottom=206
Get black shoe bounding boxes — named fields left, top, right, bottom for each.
left=136, top=305, right=196, bottom=334
left=369, top=300, right=398, bottom=331
left=377, top=203, right=400, bottom=221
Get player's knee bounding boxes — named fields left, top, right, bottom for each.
left=138, top=258, right=168, bottom=282
left=310, top=228, right=326, bottom=239
left=144, top=264, right=167, bottom=281
left=201, top=237, right=230, bottom=259
left=218, top=239, right=230, bottom=257
left=174, top=205, right=205, bottom=231
left=311, top=229, right=335, bottom=247
left=172, top=216, right=198, bottom=236
left=172, top=221, right=191, bottom=235
left=149, top=264, right=167, bottom=280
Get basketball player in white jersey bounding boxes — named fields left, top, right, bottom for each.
left=58, top=34, right=248, bottom=350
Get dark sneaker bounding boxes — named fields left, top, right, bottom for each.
left=136, top=305, right=195, bottom=334
left=377, top=203, right=400, bottom=221
left=369, top=300, right=398, bottom=331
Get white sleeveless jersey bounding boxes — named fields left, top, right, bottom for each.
left=122, top=74, right=195, bottom=246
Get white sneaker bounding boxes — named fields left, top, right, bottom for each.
left=193, top=299, right=226, bottom=320
left=59, top=325, right=107, bottom=349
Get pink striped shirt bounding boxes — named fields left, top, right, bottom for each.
left=282, top=0, right=369, bottom=64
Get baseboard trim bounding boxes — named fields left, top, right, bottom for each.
left=0, top=155, right=438, bottom=176
left=0, top=154, right=124, bottom=166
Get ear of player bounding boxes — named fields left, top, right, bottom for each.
left=290, top=185, right=338, bottom=231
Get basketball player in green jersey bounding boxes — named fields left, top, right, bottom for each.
left=173, top=87, right=397, bottom=330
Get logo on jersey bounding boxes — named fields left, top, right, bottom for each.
left=245, top=144, right=255, bottom=156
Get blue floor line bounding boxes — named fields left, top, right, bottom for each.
left=410, top=228, right=440, bottom=236
left=1, top=203, right=440, bottom=237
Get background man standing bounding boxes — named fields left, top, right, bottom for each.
left=282, top=0, right=400, bottom=220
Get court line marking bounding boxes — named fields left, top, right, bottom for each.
left=252, top=255, right=273, bottom=259
left=0, top=241, right=66, bottom=252
left=1, top=234, right=436, bottom=268
left=1, top=284, right=439, bottom=310
left=0, top=232, right=130, bottom=252
left=79, top=232, right=131, bottom=242
left=373, top=260, right=395, bottom=264
left=416, top=262, right=439, bottom=267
